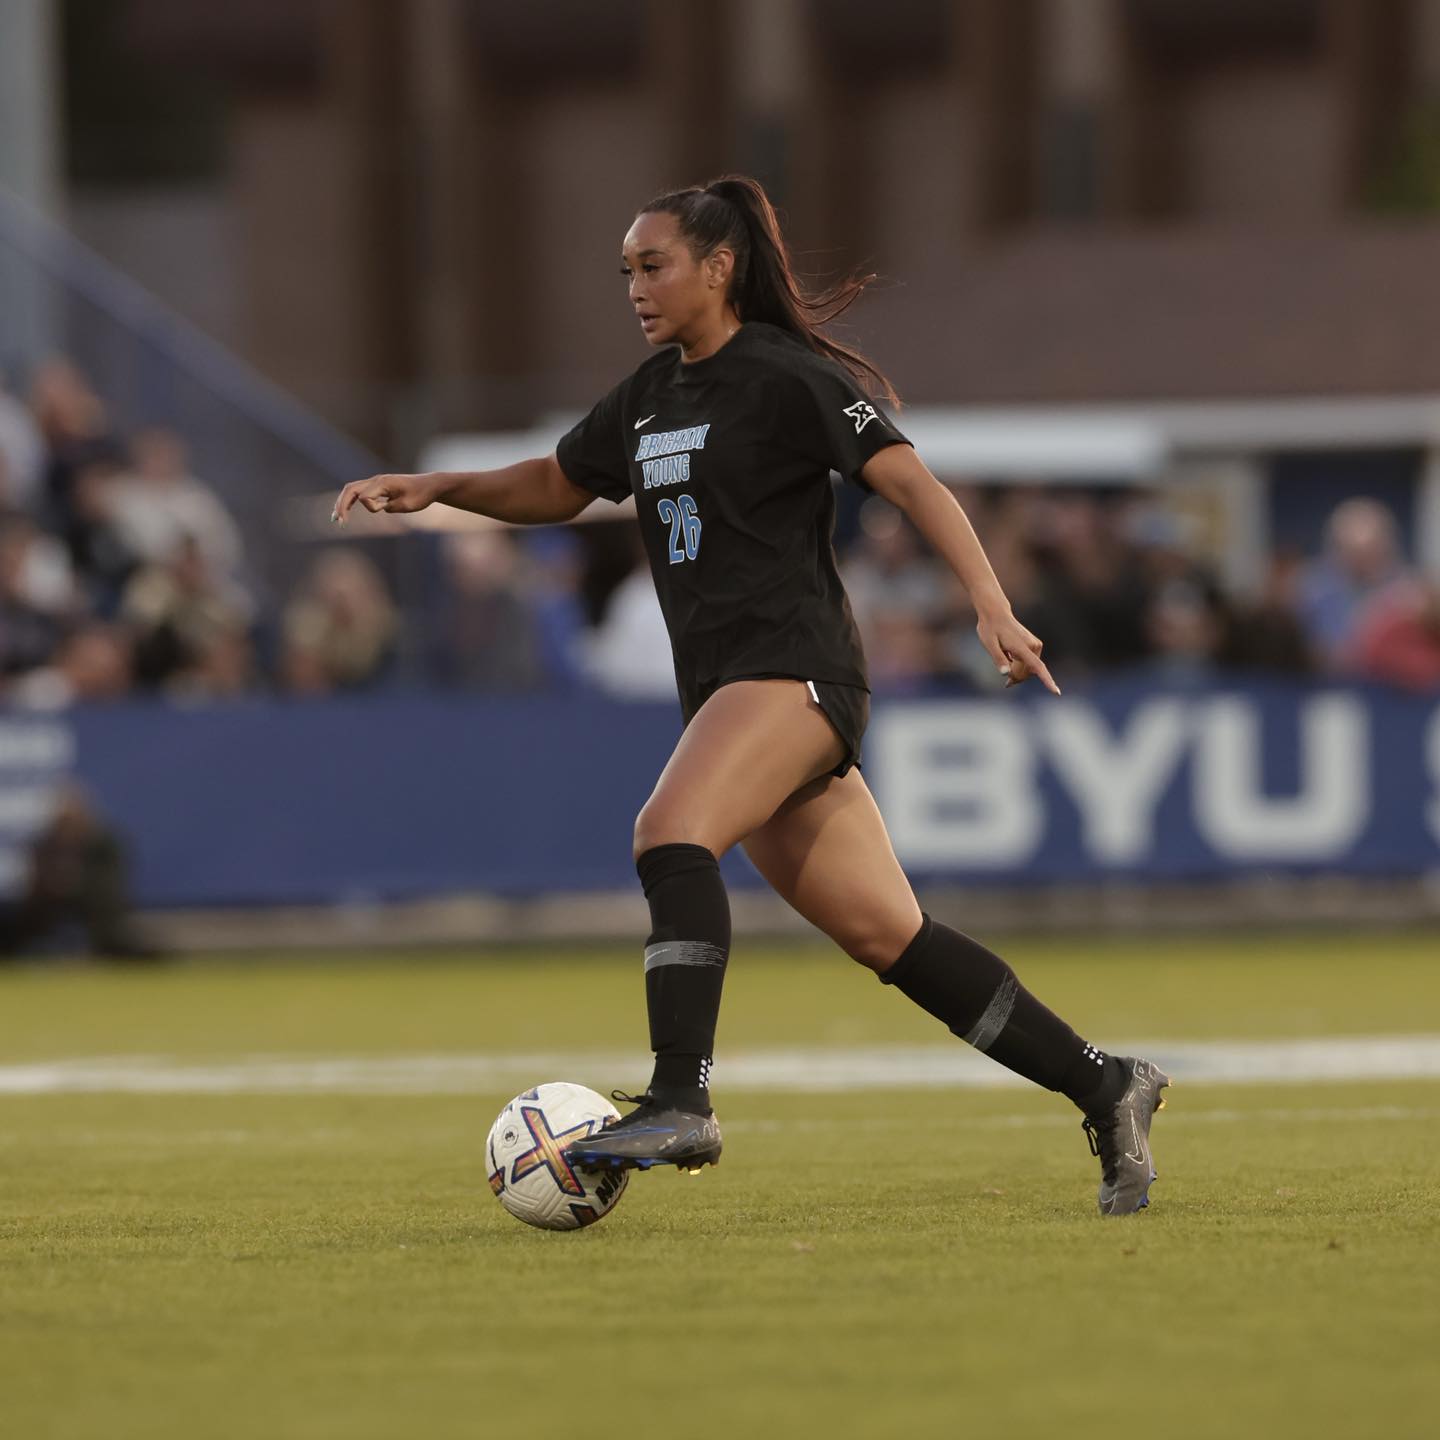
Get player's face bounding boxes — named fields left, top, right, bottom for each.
left=620, top=211, right=722, bottom=348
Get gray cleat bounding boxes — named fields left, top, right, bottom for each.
left=1082, top=1057, right=1171, bottom=1216
left=563, top=1091, right=723, bottom=1174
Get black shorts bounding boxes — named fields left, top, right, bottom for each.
left=677, top=673, right=870, bottom=780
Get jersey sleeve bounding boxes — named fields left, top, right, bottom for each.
left=789, top=355, right=911, bottom=488
left=555, top=381, right=632, bottom=504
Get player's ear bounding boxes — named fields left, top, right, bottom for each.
left=705, top=247, right=735, bottom=290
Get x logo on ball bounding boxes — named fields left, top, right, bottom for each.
left=509, top=1105, right=596, bottom=1198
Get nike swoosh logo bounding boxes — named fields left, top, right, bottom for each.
left=1123, top=1118, right=1148, bottom=1167
left=634, top=414, right=656, bottom=429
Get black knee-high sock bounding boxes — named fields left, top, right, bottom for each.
left=880, top=914, right=1126, bottom=1114
left=635, top=843, right=730, bottom=1113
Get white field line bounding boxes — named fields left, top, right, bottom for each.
left=2, top=1036, right=1440, bottom=1096
left=728, top=1103, right=1440, bottom=1134
left=0, top=1106, right=1435, bottom=1152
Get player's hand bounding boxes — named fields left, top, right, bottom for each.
left=331, top=473, right=444, bottom=525
left=977, top=610, right=1061, bottom=696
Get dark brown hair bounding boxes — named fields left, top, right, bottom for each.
left=640, top=174, right=899, bottom=407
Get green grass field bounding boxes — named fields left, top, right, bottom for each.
left=2, top=933, right=1438, bottom=1440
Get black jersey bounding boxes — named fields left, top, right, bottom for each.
left=556, top=321, right=911, bottom=700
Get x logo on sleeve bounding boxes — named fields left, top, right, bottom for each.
left=843, top=400, right=878, bottom=434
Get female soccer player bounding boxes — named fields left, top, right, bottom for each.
left=332, top=176, right=1168, bottom=1215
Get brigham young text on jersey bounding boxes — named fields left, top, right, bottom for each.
left=635, top=424, right=712, bottom=490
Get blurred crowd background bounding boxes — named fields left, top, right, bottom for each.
left=2, top=354, right=1439, bottom=707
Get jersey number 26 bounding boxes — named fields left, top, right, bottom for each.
left=657, top=493, right=702, bottom=565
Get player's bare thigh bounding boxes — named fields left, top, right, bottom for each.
left=742, top=768, right=922, bottom=973
left=633, top=679, right=845, bottom=860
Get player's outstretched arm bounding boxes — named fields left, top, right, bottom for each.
left=331, top=453, right=594, bottom=527
left=860, top=444, right=1060, bottom=696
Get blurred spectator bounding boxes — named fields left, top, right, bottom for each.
left=865, top=609, right=941, bottom=692
left=168, top=622, right=259, bottom=701
left=842, top=498, right=947, bottom=692
left=431, top=531, right=544, bottom=691
left=1131, top=505, right=1234, bottom=681
left=109, top=427, right=246, bottom=581
left=1296, top=499, right=1412, bottom=667
left=281, top=548, right=398, bottom=693
left=0, top=377, right=46, bottom=511
left=942, top=489, right=1073, bottom=688
left=520, top=529, right=587, bottom=689
left=1345, top=578, right=1440, bottom=692
left=63, top=450, right=145, bottom=613
left=1129, top=504, right=1208, bottom=589
left=1221, top=552, right=1316, bottom=674
left=0, top=784, right=160, bottom=961
left=0, top=513, right=80, bottom=676
left=843, top=498, right=948, bottom=631
left=9, top=623, right=136, bottom=710
left=970, top=488, right=1042, bottom=609
left=1008, top=492, right=1150, bottom=676
left=120, top=534, right=256, bottom=693
left=28, top=358, right=122, bottom=527
left=1143, top=576, right=1228, bottom=682
left=29, top=358, right=110, bottom=448
left=583, top=533, right=676, bottom=701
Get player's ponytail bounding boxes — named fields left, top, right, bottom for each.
left=640, top=175, right=899, bottom=407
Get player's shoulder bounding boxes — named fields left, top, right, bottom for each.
left=587, top=343, right=671, bottom=395
left=632, top=345, right=680, bottom=381
left=742, top=322, right=828, bottom=370
left=740, top=323, right=858, bottom=390
left=602, top=348, right=672, bottom=401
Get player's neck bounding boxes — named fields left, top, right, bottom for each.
left=679, top=312, right=744, bottom=365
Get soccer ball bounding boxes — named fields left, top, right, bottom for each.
left=486, top=1082, right=629, bottom=1230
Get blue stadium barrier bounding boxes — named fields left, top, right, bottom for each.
left=0, top=679, right=1437, bottom=908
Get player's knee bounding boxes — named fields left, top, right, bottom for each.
left=839, top=918, right=921, bottom=974
left=846, top=936, right=898, bottom=974
left=632, top=799, right=702, bottom=861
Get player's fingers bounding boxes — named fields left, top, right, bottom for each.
left=1009, top=624, right=1044, bottom=658
left=1021, top=645, right=1062, bottom=696
left=333, top=477, right=394, bottom=523
left=331, top=481, right=357, bottom=524
left=979, top=632, right=1012, bottom=678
